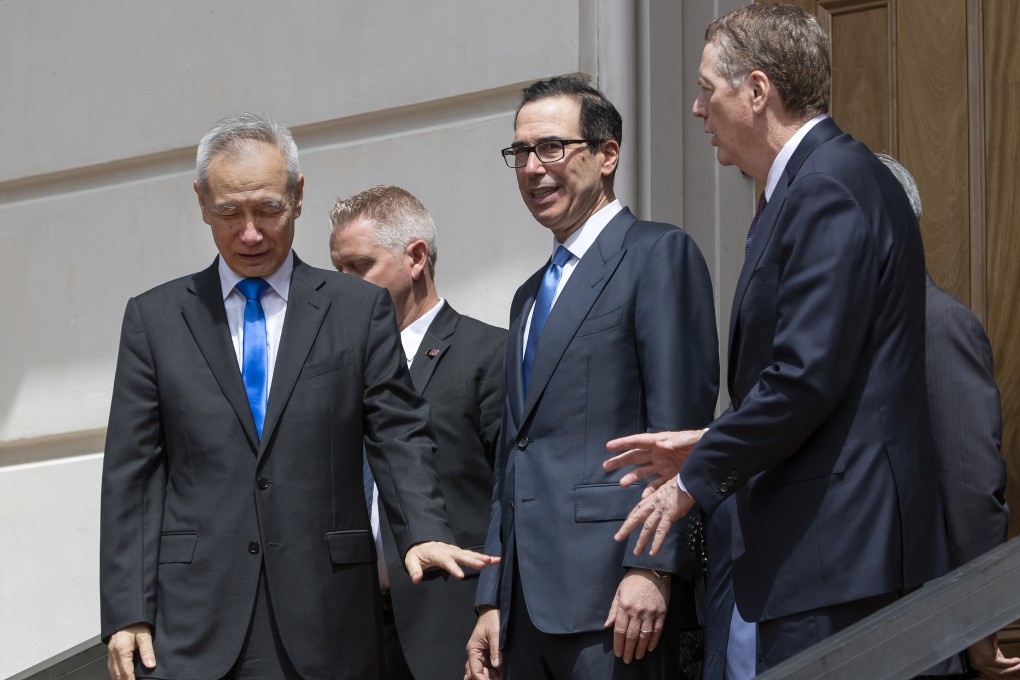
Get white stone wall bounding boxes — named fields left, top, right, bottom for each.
left=0, top=0, right=749, bottom=673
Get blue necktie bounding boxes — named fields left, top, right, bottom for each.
left=745, top=192, right=767, bottom=256
left=522, top=246, right=571, bottom=393
left=236, top=278, right=270, bottom=438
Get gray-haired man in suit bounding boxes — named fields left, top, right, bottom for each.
left=100, top=114, right=496, bottom=680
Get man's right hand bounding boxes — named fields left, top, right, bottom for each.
left=107, top=623, right=156, bottom=680
left=465, top=607, right=502, bottom=679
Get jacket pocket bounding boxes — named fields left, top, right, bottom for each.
left=301, top=348, right=354, bottom=380
left=576, top=306, right=626, bottom=337
left=325, top=529, right=374, bottom=564
left=158, top=532, right=198, bottom=564
left=574, top=483, right=643, bottom=522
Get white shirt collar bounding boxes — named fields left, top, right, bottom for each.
left=554, top=199, right=623, bottom=261
left=218, top=250, right=294, bottom=302
left=401, top=298, right=445, bottom=365
left=764, top=114, right=828, bottom=201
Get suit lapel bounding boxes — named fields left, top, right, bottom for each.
left=181, top=260, right=261, bottom=448
left=521, top=208, right=634, bottom=420
left=259, top=256, right=330, bottom=455
left=726, top=119, right=844, bottom=383
left=409, top=302, right=458, bottom=392
left=507, top=270, right=543, bottom=426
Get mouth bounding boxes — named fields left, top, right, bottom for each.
left=529, top=186, right=558, bottom=201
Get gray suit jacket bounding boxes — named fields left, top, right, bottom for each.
left=477, top=207, right=719, bottom=642
left=925, top=273, right=1008, bottom=567
left=379, top=302, right=506, bottom=680
left=100, top=255, right=453, bottom=680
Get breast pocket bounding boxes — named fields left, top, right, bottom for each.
left=576, top=306, right=627, bottom=338
left=300, top=348, right=354, bottom=380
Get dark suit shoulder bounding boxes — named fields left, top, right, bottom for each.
left=447, top=312, right=507, bottom=345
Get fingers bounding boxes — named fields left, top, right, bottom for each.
left=614, top=501, right=652, bottom=544
left=107, top=626, right=155, bottom=680
left=136, top=631, right=156, bottom=670
left=465, top=610, right=501, bottom=680
left=606, top=433, right=661, bottom=454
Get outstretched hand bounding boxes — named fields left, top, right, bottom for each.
left=614, top=479, right=696, bottom=556
left=603, top=430, right=705, bottom=490
left=404, top=541, right=500, bottom=584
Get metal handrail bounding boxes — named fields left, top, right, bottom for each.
left=759, top=536, right=1020, bottom=679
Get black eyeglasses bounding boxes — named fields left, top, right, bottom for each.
left=501, top=139, right=601, bottom=168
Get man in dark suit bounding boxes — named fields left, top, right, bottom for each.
left=605, top=5, right=950, bottom=671
left=99, top=114, right=496, bottom=680
left=329, top=185, right=507, bottom=680
left=876, top=153, right=1019, bottom=678
left=465, top=77, right=719, bottom=680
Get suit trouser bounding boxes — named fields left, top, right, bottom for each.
left=504, top=557, right=681, bottom=680
left=755, top=591, right=899, bottom=672
left=223, top=566, right=304, bottom=680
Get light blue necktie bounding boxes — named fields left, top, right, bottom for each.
left=236, top=278, right=270, bottom=438
left=522, top=246, right=571, bottom=393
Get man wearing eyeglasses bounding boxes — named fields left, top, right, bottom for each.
left=466, top=76, right=719, bottom=680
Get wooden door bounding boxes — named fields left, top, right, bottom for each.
left=758, top=0, right=1020, bottom=652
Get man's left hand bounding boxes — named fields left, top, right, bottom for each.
left=404, top=542, right=500, bottom=583
left=615, top=477, right=695, bottom=556
left=604, top=569, right=671, bottom=663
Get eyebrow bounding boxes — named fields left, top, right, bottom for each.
left=510, top=135, right=570, bottom=148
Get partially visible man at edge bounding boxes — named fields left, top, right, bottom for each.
left=100, top=113, right=497, bottom=680
left=877, top=153, right=1019, bottom=679
left=330, top=185, right=507, bottom=680
left=605, top=4, right=951, bottom=672
left=466, top=76, right=719, bottom=680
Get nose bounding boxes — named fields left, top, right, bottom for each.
left=239, top=216, right=263, bottom=245
left=692, top=93, right=707, bottom=119
left=521, top=148, right=546, bottom=175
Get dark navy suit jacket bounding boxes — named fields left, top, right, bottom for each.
left=682, top=119, right=951, bottom=624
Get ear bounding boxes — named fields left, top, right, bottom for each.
left=748, top=70, right=770, bottom=114
left=599, top=139, right=621, bottom=178
left=292, top=174, right=305, bottom=219
left=195, top=181, right=212, bottom=226
left=406, top=240, right=430, bottom=281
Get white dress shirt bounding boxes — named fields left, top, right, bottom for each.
left=219, top=252, right=294, bottom=393
left=522, top=199, right=623, bottom=354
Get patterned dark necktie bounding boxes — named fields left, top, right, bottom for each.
left=236, top=278, right=270, bottom=438
left=745, top=192, right=768, bottom=256
left=522, top=246, right=572, bottom=394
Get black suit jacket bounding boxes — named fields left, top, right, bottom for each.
left=379, top=302, right=506, bottom=680
left=99, top=255, right=453, bottom=680
left=477, top=207, right=719, bottom=641
left=683, top=119, right=950, bottom=623
left=925, top=273, right=1008, bottom=567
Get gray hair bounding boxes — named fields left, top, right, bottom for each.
left=706, top=3, right=830, bottom=119
left=875, top=153, right=922, bottom=223
left=196, top=113, right=301, bottom=197
left=329, top=185, right=438, bottom=277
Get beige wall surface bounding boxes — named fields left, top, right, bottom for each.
left=0, top=0, right=748, bottom=674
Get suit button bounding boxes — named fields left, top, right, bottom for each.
left=248, top=541, right=260, bottom=554
left=510, top=501, right=515, bottom=513
left=719, top=483, right=728, bottom=493
left=516, top=437, right=530, bottom=450
left=257, top=477, right=270, bottom=490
